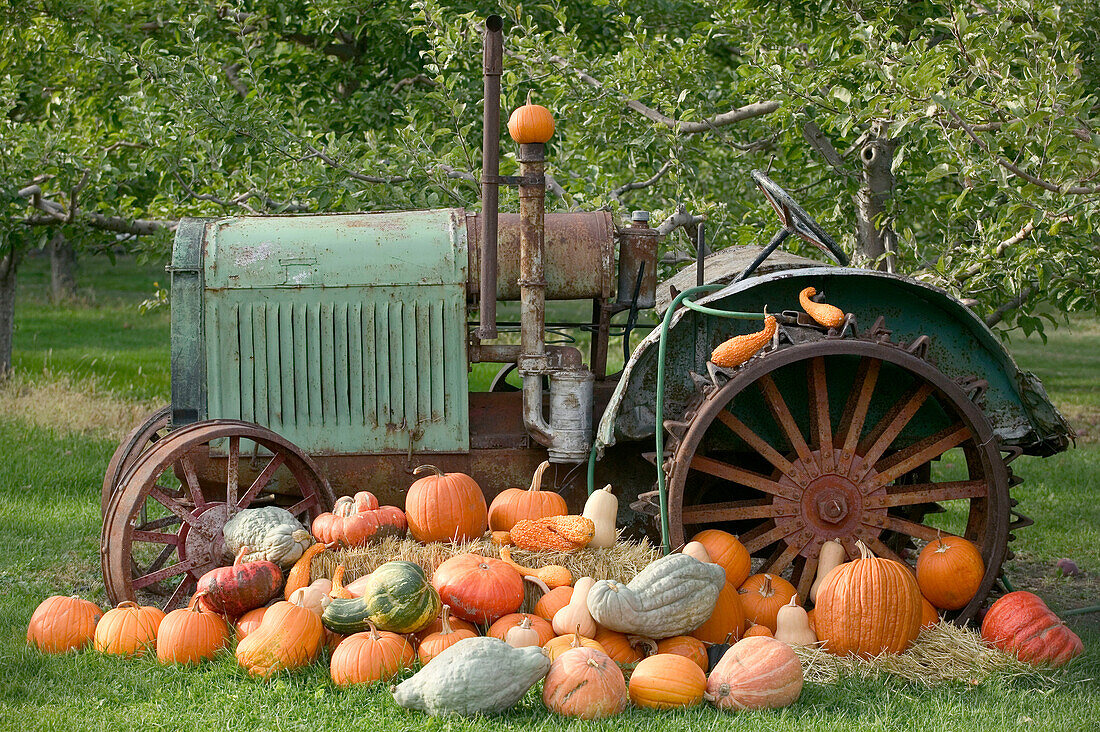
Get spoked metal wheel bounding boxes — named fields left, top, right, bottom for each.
left=101, top=406, right=171, bottom=517
left=101, top=419, right=334, bottom=610
left=665, top=336, right=1031, bottom=624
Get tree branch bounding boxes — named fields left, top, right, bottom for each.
left=802, top=121, right=854, bottom=177
left=391, top=74, right=437, bottom=95
left=985, top=284, right=1037, bottom=327
left=223, top=62, right=249, bottom=98
left=611, top=160, right=673, bottom=204
left=18, top=183, right=171, bottom=235
left=656, top=204, right=705, bottom=236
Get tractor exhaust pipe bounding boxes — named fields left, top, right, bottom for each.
left=477, top=15, right=503, bottom=340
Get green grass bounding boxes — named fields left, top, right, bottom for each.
left=2, top=255, right=1099, bottom=730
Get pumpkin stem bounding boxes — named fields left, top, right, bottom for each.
left=586, top=658, right=600, bottom=668
left=529, top=461, right=550, bottom=492
left=439, top=605, right=454, bottom=635
left=760, top=574, right=774, bottom=598
left=233, top=546, right=250, bottom=565
left=519, top=616, right=532, bottom=630
left=367, top=621, right=381, bottom=640
left=572, top=627, right=583, bottom=646
left=525, top=89, right=533, bottom=105
left=116, top=600, right=140, bottom=609
left=855, top=539, right=874, bottom=560
left=627, top=635, right=658, bottom=657
left=412, top=464, right=444, bottom=478
left=523, top=574, right=552, bottom=597
left=188, top=591, right=209, bottom=612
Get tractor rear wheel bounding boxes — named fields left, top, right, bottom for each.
left=100, top=405, right=171, bottom=517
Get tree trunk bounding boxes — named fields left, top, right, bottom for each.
left=0, top=251, right=15, bottom=379
left=50, top=232, right=77, bottom=301
left=853, top=124, right=897, bottom=272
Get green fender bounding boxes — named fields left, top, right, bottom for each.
left=595, top=266, right=1072, bottom=458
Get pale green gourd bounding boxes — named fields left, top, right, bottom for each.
left=223, top=506, right=312, bottom=569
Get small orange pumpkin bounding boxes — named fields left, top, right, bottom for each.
left=488, top=613, right=556, bottom=647
left=744, top=623, right=774, bottom=638
left=27, top=595, right=103, bottom=653
left=533, top=582, right=574, bottom=623
left=691, top=530, right=751, bottom=586
left=544, top=633, right=606, bottom=662
left=94, top=601, right=164, bottom=657
left=920, top=597, right=939, bottom=629
left=405, top=465, right=487, bottom=543
left=738, top=574, right=796, bottom=632
left=593, top=628, right=653, bottom=664
left=628, top=654, right=707, bottom=709
left=234, top=606, right=268, bottom=639
left=488, top=461, right=568, bottom=531
left=414, top=610, right=477, bottom=643
left=916, top=535, right=985, bottom=611
left=330, top=623, right=416, bottom=685
left=655, top=635, right=708, bottom=672
left=156, top=593, right=229, bottom=664
left=418, top=605, right=478, bottom=665
left=507, top=91, right=555, bottom=144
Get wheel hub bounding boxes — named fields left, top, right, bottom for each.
left=177, top=502, right=235, bottom=579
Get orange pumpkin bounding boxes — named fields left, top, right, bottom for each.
left=156, top=593, right=229, bottom=664
left=405, top=465, right=487, bottom=543
left=806, top=608, right=817, bottom=635
left=414, top=610, right=477, bottom=643
left=234, top=596, right=324, bottom=677
left=691, top=530, right=751, bottom=586
left=234, top=606, right=268, bottom=639
left=593, top=628, right=653, bottom=664
left=94, top=601, right=164, bottom=657
left=432, top=553, right=525, bottom=624
left=544, top=633, right=607, bottom=661
left=920, top=597, right=939, bottom=629
left=507, top=91, right=555, bottom=144
left=543, top=647, right=628, bottom=719
left=488, top=461, right=568, bottom=531
left=655, top=635, right=708, bottom=672
left=27, top=595, right=102, bottom=653
left=815, top=540, right=922, bottom=657
left=311, top=491, right=406, bottom=547
left=628, top=654, right=707, bottom=709
left=744, top=623, right=773, bottom=638
left=488, top=613, right=556, bottom=647
left=330, top=623, right=417, bottom=685
left=980, top=591, right=1084, bottom=668
left=534, top=584, right=574, bottom=622
left=691, top=581, right=746, bottom=644
left=418, top=605, right=478, bottom=664
left=916, top=535, right=985, bottom=611
left=738, top=574, right=796, bottom=632
left=707, top=636, right=803, bottom=710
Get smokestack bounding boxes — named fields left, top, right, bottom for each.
left=478, top=15, right=503, bottom=340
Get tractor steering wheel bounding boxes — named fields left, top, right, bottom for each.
left=751, top=170, right=849, bottom=266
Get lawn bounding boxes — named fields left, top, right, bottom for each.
left=1, top=253, right=1098, bottom=730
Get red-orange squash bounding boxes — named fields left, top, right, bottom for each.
left=628, top=654, right=707, bottom=709
left=196, top=547, right=282, bottom=617
left=691, top=530, right=751, bottom=586
left=311, top=491, right=407, bottom=547
left=27, top=595, right=102, bottom=653
left=543, top=647, right=628, bottom=719
left=655, top=635, right=708, bottom=672
left=405, top=465, right=487, bottom=543
left=487, top=461, right=568, bottom=532
left=707, top=636, right=803, bottom=710
left=488, top=613, right=555, bottom=647
left=431, top=553, right=524, bottom=624
left=916, top=535, right=985, bottom=611
left=691, top=581, right=746, bottom=644
left=156, top=593, right=229, bottom=664
left=980, top=591, right=1083, bottom=668
left=738, top=574, right=796, bottom=633
left=330, top=624, right=416, bottom=685
left=94, top=601, right=165, bottom=658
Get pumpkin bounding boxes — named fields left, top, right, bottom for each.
left=806, top=608, right=817, bottom=634
left=156, top=593, right=229, bottom=664
left=329, top=565, right=355, bottom=599
left=690, top=530, right=751, bottom=586
left=235, top=595, right=324, bottom=677
left=533, top=582, right=573, bottom=623
left=345, top=573, right=372, bottom=598
left=507, top=91, right=555, bottom=145
left=405, top=465, right=487, bottom=543
left=810, top=538, right=846, bottom=604
left=27, top=595, right=102, bottom=653
left=505, top=617, right=542, bottom=649
left=415, top=611, right=477, bottom=643
left=582, top=484, right=618, bottom=549
left=543, top=647, right=628, bottom=719
left=94, top=601, right=164, bottom=658
left=628, top=654, right=707, bottom=709
left=916, top=535, right=985, bottom=611
left=289, top=584, right=331, bottom=616
left=588, top=554, right=724, bottom=639
left=490, top=530, right=512, bottom=546
left=325, top=560, right=441, bottom=635
left=284, top=542, right=329, bottom=600
left=799, top=287, right=845, bottom=328
left=594, top=628, right=652, bottom=664
left=920, top=597, right=939, bottom=629
left=681, top=541, right=712, bottom=564
left=711, top=315, right=776, bottom=368
left=235, top=606, right=268, bottom=639
left=499, top=545, right=572, bottom=588
left=195, top=546, right=282, bottom=617
left=312, top=491, right=407, bottom=547
left=744, top=623, right=773, bottom=638
left=419, top=605, right=478, bottom=664
left=655, top=635, right=708, bottom=671
left=544, top=632, right=607, bottom=661
left=489, top=613, right=556, bottom=647
left=222, top=506, right=312, bottom=569
left=707, top=636, right=803, bottom=710
left=691, top=581, right=746, bottom=644
left=738, top=574, right=797, bottom=633
left=510, top=515, right=594, bottom=552
left=814, top=540, right=922, bottom=657
left=330, top=623, right=416, bottom=685
left=392, top=636, right=552, bottom=716
left=487, top=461, right=568, bottom=532
left=774, top=596, right=817, bottom=646
left=553, top=577, right=598, bottom=637
left=432, top=553, right=524, bottom=624
left=980, top=591, right=1083, bottom=668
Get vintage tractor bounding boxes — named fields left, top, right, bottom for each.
left=100, top=17, right=1072, bottom=623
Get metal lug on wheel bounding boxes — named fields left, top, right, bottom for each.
left=903, top=335, right=931, bottom=359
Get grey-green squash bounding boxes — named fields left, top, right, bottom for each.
left=223, top=506, right=312, bottom=569
left=392, top=636, right=550, bottom=716
left=323, top=560, right=440, bottom=635
left=586, top=553, right=725, bottom=638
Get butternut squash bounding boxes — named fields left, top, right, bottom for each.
left=582, top=485, right=618, bottom=548
left=553, top=577, right=597, bottom=637
left=774, top=596, right=817, bottom=647
left=810, top=539, right=846, bottom=604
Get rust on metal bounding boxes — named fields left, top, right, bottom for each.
left=478, top=15, right=504, bottom=340
left=615, top=214, right=659, bottom=309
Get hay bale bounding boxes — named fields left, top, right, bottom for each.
left=310, top=536, right=660, bottom=613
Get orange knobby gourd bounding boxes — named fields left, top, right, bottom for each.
left=27, top=595, right=103, bottom=653
left=499, top=545, right=572, bottom=588
left=799, top=287, right=845, bottom=328
left=488, top=461, right=568, bottom=532
left=690, top=530, right=751, bottom=586
left=94, top=601, right=165, bottom=657
left=691, top=581, right=746, bottom=644
left=543, top=647, right=628, bottom=720
left=404, top=465, right=487, bottom=543
left=711, top=315, right=777, bottom=368
left=418, top=605, right=478, bottom=664
left=156, top=592, right=230, bottom=664
left=330, top=623, right=416, bottom=685
left=814, top=540, right=922, bottom=658
left=738, top=574, right=796, bottom=633
left=628, top=654, right=707, bottom=709
left=916, top=535, right=985, bottom=611
left=655, top=635, right=708, bottom=672
left=507, top=91, right=555, bottom=144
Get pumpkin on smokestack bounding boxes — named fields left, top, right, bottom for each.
left=507, top=92, right=555, bottom=144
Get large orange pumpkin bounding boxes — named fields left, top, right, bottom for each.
left=593, top=628, right=652, bottom=664
left=980, top=591, right=1083, bottom=668
left=655, top=635, right=708, bottom=672
left=404, top=465, right=487, bottom=543
left=234, top=596, right=324, bottom=677
left=738, top=574, right=796, bottom=632
left=691, top=530, right=751, bottom=587
left=431, top=553, right=524, bottom=624
left=543, top=647, right=627, bottom=719
left=488, top=613, right=555, bottom=647
left=916, top=535, right=985, bottom=610
left=418, top=605, right=478, bottom=664
left=330, top=623, right=416, bottom=685
left=691, top=581, right=746, bottom=644
left=815, top=541, right=922, bottom=657
left=27, top=595, right=102, bottom=653
left=628, top=653, right=707, bottom=709
left=487, top=461, right=568, bottom=532
left=707, top=636, right=803, bottom=710
left=156, top=593, right=229, bottom=664
left=94, top=601, right=165, bottom=657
